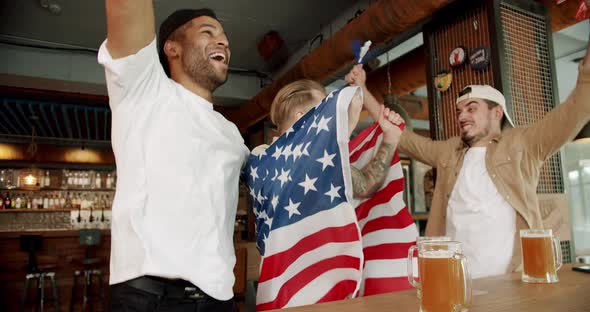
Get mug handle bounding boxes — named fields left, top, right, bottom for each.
left=552, top=236, right=563, bottom=271
left=456, top=253, right=472, bottom=309
left=407, top=245, right=420, bottom=288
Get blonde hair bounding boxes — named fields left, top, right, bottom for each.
left=270, top=80, right=326, bottom=132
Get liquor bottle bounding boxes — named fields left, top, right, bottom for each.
left=49, top=194, right=55, bottom=209
left=106, top=174, right=112, bottom=189
left=95, top=173, right=102, bottom=189
left=43, top=195, right=49, bottom=209
left=44, top=171, right=51, bottom=188
left=4, top=193, right=11, bottom=209
left=15, top=194, right=22, bottom=209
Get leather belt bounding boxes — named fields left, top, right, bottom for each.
left=126, top=276, right=208, bottom=300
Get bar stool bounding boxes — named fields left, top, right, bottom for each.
left=69, top=229, right=105, bottom=312
left=20, top=235, right=59, bottom=312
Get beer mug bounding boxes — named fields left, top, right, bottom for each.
left=408, top=241, right=472, bottom=312
left=409, top=236, right=452, bottom=298
left=520, top=229, right=562, bottom=283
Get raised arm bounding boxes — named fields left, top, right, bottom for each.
left=105, top=0, right=156, bottom=59
left=522, top=17, right=590, bottom=160
left=345, top=64, right=444, bottom=167
left=351, top=105, right=403, bottom=198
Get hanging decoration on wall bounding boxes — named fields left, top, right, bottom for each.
left=469, top=46, right=491, bottom=70
left=449, top=46, right=467, bottom=67
left=434, top=69, right=453, bottom=92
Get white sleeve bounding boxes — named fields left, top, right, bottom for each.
left=97, top=37, right=168, bottom=111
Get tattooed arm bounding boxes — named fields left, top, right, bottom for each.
left=351, top=141, right=396, bottom=198
left=351, top=105, right=404, bottom=198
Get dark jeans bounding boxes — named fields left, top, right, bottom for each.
left=110, top=277, right=236, bottom=312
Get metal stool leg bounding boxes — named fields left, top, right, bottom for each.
left=70, top=271, right=79, bottom=312
left=48, top=273, right=59, bottom=312
left=39, top=273, right=45, bottom=312
left=34, top=276, right=41, bottom=312
left=87, top=270, right=94, bottom=312
left=22, top=274, right=31, bottom=312
left=83, top=270, right=89, bottom=311
left=97, top=270, right=105, bottom=312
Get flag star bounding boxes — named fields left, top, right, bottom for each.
left=257, top=149, right=267, bottom=160
left=316, top=149, right=336, bottom=171
left=250, top=166, right=259, bottom=181
left=271, top=195, right=279, bottom=210
left=271, top=169, right=278, bottom=181
left=326, top=91, right=335, bottom=100
left=307, top=115, right=318, bottom=134
left=277, top=168, right=291, bottom=187
left=272, top=146, right=284, bottom=160
left=264, top=216, right=273, bottom=228
left=259, top=210, right=269, bottom=221
left=298, top=174, right=318, bottom=195
left=302, top=142, right=311, bottom=157
left=284, top=199, right=301, bottom=218
left=325, top=183, right=342, bottom=203
left=284, top=127, right=294, bottom=137
left=262, top=234, right=269, bottom=248
left=249, top=187, right=257, bottom=199
left=316, top=116, right=332, bottom=134
left=256, top=190, right=267, bottom=204
left=292, top=143, right=303, bottom=161
left=282, top=144, right=293, bottom=161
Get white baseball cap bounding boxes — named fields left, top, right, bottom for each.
left=456, top=85, right=514, bottom=128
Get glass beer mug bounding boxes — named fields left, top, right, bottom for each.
left=408, top=241, right=472, bottom=312
left=520, top=229, right=562, bottom=283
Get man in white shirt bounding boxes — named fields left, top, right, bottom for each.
left=99, top=2, right=248, bottom=311
left=361, top=23, right=590, bottom=277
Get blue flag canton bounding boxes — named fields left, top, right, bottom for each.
left=244, top=89, right=349, bottom=255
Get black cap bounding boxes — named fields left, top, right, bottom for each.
left=158, top=8, right=217, bottom=77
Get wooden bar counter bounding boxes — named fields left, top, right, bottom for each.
left=274, top=263, right=590, bottom=312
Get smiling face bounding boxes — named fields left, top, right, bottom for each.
left=167, top=16, right=230, bottom=92
left=455, top=98, right=503, bottom=146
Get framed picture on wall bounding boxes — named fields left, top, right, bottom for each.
left=401, top=158, right=413, bottom=212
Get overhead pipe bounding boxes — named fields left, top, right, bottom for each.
left=228, top=0, right=579, bottom=132
left=226, top=0, right=454, bottom=132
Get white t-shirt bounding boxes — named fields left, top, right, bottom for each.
left=98, top=38, right=249, bottom=300
left=446, top=147, right=515, bottom=279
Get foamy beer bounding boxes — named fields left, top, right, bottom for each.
left=409, top=237, right=451, bottom=299
left=520, top=229, right=562, bottom=283
left=408, top=241, right=471, bottom=312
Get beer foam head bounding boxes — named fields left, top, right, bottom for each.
left=521, top=229, right=552, bottom=238
left=422, top=250, right=455, bottom=258
left=521, top=233, right=551, bottom=238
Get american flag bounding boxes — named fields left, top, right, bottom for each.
left=244, top=86, right=417, bottom=310
left=348, top=123, right=418, bottom=296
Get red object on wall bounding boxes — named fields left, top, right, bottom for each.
left=257, top=31, right=285, bottom=61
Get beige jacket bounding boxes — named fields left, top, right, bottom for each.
left=398, top=62, right=590, bottom=272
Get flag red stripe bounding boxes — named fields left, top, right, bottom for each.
left=362, top=276, right=414, bottom=296
left=355, top=177, right=404, bottom=221
left=363, top=242, right=417, bottom=261
left=256, top=256, right=361, bottom=311
left=316, top=280, right=359, bottom=304
left=360, top=210, right=416, bottom=237
left=349, top=123, right=379, bottom=153
left=259, top=223, right=360, bottom=283
left=350, top=127, right=382, bottom=163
